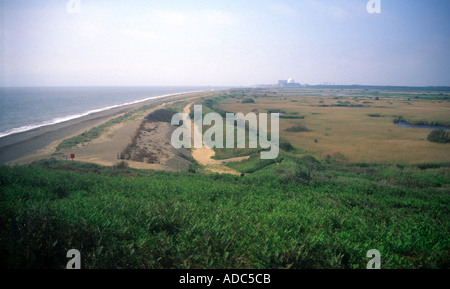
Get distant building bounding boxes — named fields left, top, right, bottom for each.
left=278, top=78, right=301, bottom=87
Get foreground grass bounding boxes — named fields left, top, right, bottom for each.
left=1, top=158, right=448, bottom=269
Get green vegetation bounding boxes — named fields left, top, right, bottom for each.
left=367, top=113, right=383, bottom=118
left=394, top=116, right=450, bottom=127
left=1, top=156, right=448, bottom=269
left=2, top=88, right=450, bottom=269
left=280, top=115, right=305, bottom=119
left=266, top=109, right=286, bottom=114
left=427, top=129, right=450, bottom=144
left=279, top=140, right=296, bottom=152
left=56, top=113, right=133, bottom=151
left=285, top=125, right=311, bottom=133
left=241, top=98, right=255, bottom=104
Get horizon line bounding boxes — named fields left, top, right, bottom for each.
left=2, top=84, right=450, bottom=89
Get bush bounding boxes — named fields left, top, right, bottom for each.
left=279, top=140, right=295, bottom=152
left=114, top=161, right=129, bottom=170
left=145, top=108, right=177, bottom=123
left=266, top=109, right=286, bottom=114
left=280, top=115, right=305, bottom=119
left=427, top=129, right=450, bottom=144
left=367, top=113, right=383, bottom=118
left=285, top=125, right=310, bottom=133
left=241, top=98, right=255, bottom=104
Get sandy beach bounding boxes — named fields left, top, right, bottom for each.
left=0, top=91, right=202, bottom=166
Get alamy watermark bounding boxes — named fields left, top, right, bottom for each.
left=66, top=249, right=81, bottom=269
left=170, top=105, right=280, bottom=160
left=64, top=248, right=379, bottom=269
left=367, top=249, right=381, bottom=269
left=367, top=0, right=381, bottom=14
left=67, top=0, right=81, bottom=14
left=67, top=1, right=380, bottom=15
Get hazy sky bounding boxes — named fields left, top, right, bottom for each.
left=1, top=0, right=450, bottom=87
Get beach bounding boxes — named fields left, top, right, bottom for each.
left=0, top=91, right=201, bottom=166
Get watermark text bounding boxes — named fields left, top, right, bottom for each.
left=367, top=249, right=381, bottom=269
left=367, top=0, right=381, bottom=14
left=171, top=105, right=280, bottom=160
left=67, top=0, right=81, bottom=14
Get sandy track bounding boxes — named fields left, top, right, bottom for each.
left=183, top=103, right=249, bottom=175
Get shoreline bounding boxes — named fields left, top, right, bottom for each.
left=0, top=89, right=206, bottom=139
left=0, top=91, right=204, bottom=165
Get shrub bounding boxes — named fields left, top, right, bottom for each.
left=280, top=115, right=305, bottom=119
left=266, top=109, right=286, bottom=114
left=145, top=108, right=177, bottom=123
left=367, top=113, right=383, bottom=118
left=278, top=163, right=312, bottom=185
left=427, top=129, right=450, bottom=144
left=285, top=125, right=310, bottom=133
left=114, top=161, right=129, bottom=170
left=241, top=98, right=255, bottom=104
left=279, top=140, right=295, bottom=152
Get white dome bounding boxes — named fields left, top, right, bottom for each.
left=287, top=78, right=295, bottom=83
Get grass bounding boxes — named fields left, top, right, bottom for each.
left=0, top=157, right=448, bottom=269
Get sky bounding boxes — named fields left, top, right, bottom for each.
left=1, top=0, right=450, bottom=87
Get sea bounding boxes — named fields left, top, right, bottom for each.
left=0, top=86, right=214, bottom=138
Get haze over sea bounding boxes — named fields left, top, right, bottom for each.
left=0, top=86, right=212, bottom=138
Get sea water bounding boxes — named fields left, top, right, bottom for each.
left=0, top=86, right=212, bottom=138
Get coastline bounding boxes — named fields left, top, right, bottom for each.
left=0, top=91, right=203, bottom=165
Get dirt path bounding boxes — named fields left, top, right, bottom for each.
left=183, top=103, right=249, bottom=175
